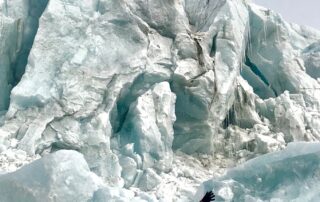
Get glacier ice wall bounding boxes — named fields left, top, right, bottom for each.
left=0, top=0, right=319, bottom=201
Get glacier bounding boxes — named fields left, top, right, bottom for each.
left=0, top=150, right=101, bottom=202
left=0, top=0, right=319, bottom=201
left=196, top=142, right=320, bottom=202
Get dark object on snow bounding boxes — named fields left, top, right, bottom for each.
left=200, top=191, right=215, bottom=202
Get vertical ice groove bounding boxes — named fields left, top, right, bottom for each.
left=4, top=0, right=8, bottom=16
left=0, top=0, right=49, bottom=111
left=12, top=0, right=49, bottom=84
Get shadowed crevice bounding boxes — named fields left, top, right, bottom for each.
left=11, top=0, right=49, bottom=85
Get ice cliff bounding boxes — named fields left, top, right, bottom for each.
left=0, top=0, right=319, bottom=201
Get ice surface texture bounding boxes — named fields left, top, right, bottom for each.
left=0, top=0, right=319, bottom=201
left=196, top=142, right=320, bottom=202
left=0, top=150, right=101, bottom=202
left=0, top=0, right=48, bottom=110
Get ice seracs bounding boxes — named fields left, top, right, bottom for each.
left=0, top=0, right=320, bottom=201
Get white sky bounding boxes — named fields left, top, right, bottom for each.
left=253, top=0, right=320, bottom=30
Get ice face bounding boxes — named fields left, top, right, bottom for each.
left=119, top=82, right=176, bottom=174
left=0, top=0, right=48, bottom=111
left=196, top=142, right=320, bottom=201
left=0, top=16, right=17, bottom=111
left=0, top=0, right=319, bottom=201
left=302, top=41, right=320, bottom=79
left=0, top=150, right=101, bottom=202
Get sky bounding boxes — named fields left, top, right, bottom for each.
left=253, top=0, right=320, bottom=30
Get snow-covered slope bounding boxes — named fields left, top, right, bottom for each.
left=0, top=0, right=319, bottom=201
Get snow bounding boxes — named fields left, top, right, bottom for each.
left=0, top=0, right=319, bottom=201
left=0, top=148, right=39, bottom=173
